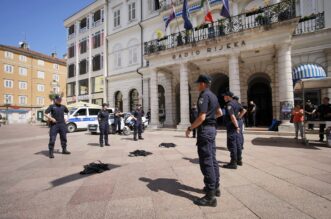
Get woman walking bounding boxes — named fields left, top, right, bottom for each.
left=292, top=105, right=304, bottom=140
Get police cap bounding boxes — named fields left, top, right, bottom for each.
left=233, top=96, right=239, bottom=101
left=54, top=94, right=62, bottom=100
left=222, top=91, right=234, bottom=97
left=102, top=103, right=109, bottom=107
left=195, top=74, right=212, bottom=84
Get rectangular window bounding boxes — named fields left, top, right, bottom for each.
left=79, top=59, right=88, bottom=75
left=53, top=74, right=59, bottom=82
left=53, top=87, right=60, bottom=93
left=93, top=10, right=101, bottom=22
left=37, top=84, right=45, bottom=92
left=92, top=33, right=101, bottom=49
left=79, top=79, right=88, bottom=95
left=68, top=64, right=75, bottom=78
left=92, top=76, right=104, bottom=93
left=37, top=71, right=45, bottom=79
left=115, top=52, right=121, bottom=68
left=19, top=96, right=27, bottom=105
left=4, top=94, right=13, bottom=104
left=68, top=45, right=75, bottom=58
left=129, top=47, right=138, bottom=65
left=4, top=64, right=14, bottom=73
left=68, top=24, right=75, bottom=35
left=4, top=79, right=13, bottom=88
left=92, top=54, right=102, bottom=71
left=80, top=17, right=87, bottom=29
left=37, top=96, right=44, bottom=105
left=37, top=60, right=44, bottom=66
left=19, top=55, right=27, bottom=62
left=66, top=82, right=76, bottom=97
left=19, top=81, right=27, bottom=89
left=53, top=64, right=59, bottom=70
left=129, top=2, right=136, bottom=21
left=80, top=39, right=88, bottom=54
left=4, top=51, right=13, bottom=59
left=19, top=67, right=27, bottom=76
left=114, top=10, right=121, bottom=27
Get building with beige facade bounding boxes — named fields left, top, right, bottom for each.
left=0, top=43, right=66, bottom=124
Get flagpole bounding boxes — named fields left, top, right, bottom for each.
left=172, top=5, right=181, bottom=33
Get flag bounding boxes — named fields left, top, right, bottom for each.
left=200, top=0, right=214, bottom=23
left=221, top=0, right=230, bottom=18
left=182, top=0, right=193, bottom=30
left=165, top=6, right=176, bottom=30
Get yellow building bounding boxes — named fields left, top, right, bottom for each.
left=0, top=43, right=66, bottom=124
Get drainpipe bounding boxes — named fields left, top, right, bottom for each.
left=136, top=0, right=144, bottom=108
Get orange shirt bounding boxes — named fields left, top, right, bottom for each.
left=292, top=109, right=304, bottom=123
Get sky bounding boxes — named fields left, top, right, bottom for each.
left=0, top=0, right=95, bottom=58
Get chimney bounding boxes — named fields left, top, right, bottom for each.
left=51, top=52, right=57, bottom=58
left=19, top=42, right=29, bottom=49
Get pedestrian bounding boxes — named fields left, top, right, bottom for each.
left=222, top=91, right=242, bottom=169
left=44, top=95, right=71, bottom=159
left=305, top=100, right=315, bottom=130
left=186, top=74, right=222, bottom=207
left=190, top=104, right=198, bottom=138
left=292, top=104, right=304, bottom=140
left=132, top=104, right=144, bottom=141
left=0, top=114, right=2, bottom=127
left=98, top=103, right=110, bottom=147
left=248, top=100, right=257, bottom=127
left=233, top=96, right=247, bottom=150
left=314, top=97, right=331, bottom=142
left=146, top=110, right=151, bottom=124
left=241, top=102, right=249, bottom=127
left=114, top=108, right=123, bottom=134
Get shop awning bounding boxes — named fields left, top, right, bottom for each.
left=292, top=64, right=326, bottom=81
left=294, top=77, right=331, bottom=91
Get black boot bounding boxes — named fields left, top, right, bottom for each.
left=203, top=186, right=221, bottom=197
left=139, top=137, right=144, bottom=140
left=100, top=143, right=104, bottom=147
left=49, top=149, right=54, bottom=159
left=223, top=160, right=237, bottom=169
left=237, top=159, right=243, bottom=166
left=105, top=143, right=110, bottom=146
left=62, top=148, right=71, bottom=155
left=193, top=190, right=217, bottom=207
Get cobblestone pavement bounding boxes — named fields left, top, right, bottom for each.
left=0, top=124, right=331, bottom=219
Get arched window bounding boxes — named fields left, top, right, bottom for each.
left=129, top=89, right=139, bottom=112
left=113, top=44, right=122, bottom=68
left=115, top=91, right=123, bottom=111
left=128, top=39, right=138, bottom=65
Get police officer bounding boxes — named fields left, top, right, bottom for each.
left=45, top=95, right=71, bottom=159
left=186, top=75, right=222, bottom=207
left=114, top=108, right=123, bottom=134
left=133, top=104, right=144, bottom=141
left=98, top=103, right=110, bottom=147
left=313, top=97, right=331, bottom=142
left=190, top=104, right=198, bottom=138
left=233, top=96, right=247, bottom=157
left=223, top=92, right=242, bottom=169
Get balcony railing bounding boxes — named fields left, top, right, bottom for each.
left=294, top=12, right=325, bottom=35
left=144, top=0, right=296, bottom=56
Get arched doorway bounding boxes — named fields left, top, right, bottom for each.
left=247, top=74, right=273, bottom=126
left=129, top=89, right=139, bottom=112
left=175, top=84, right=191, bottom=125
left=158, top=85, right=165, bottom=122
left=210, top=74, right=229, bottom=108
left=114, top=91, right=123, bottom=111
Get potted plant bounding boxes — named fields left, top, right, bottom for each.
left=177, top=33, right=183, bottom=46
left=147, top=44, right=156, bottom=53
left=255, top=14, right=271, bottom=25
left=278, top=9, right=291, bottom=21
left=218, top=20, right=226, bottom=36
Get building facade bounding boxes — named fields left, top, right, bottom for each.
left=64, top=0, right=108, bottom=105
left=66, top=0, right=331, bottom=130
left=0, top=43, right=66, bottom=124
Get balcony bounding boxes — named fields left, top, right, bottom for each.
left=144, top=0, right=296, bottom=56
left=294, top=12, right=325, bottom=35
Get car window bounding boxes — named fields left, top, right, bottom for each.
left=89, top=108, right=100, bottom=116
left=76, top=108, right=87, bottom=116
left=107, top=109, right=113, bottom=113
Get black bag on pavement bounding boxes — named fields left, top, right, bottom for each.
left=129, top=150, right=152, bottom=157
left=80, top=161, right=110, bottom=175
left=159, top=143, right=177, bottom=148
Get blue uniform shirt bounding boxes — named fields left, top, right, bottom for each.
left=224, top=100, right=240, bottom=130
left=45, top=104, right=69, bottom=124
left=197, top=88, right=220, bottom=126
left=98, top=110, right=109, bottom=124
left=133, top=109, right=144, bottom=123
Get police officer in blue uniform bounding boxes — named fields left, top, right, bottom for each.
left=233, top=96, right=247, bottom=153
left=45, top=95, right=71, bottom=159
left=98, top=103, right=110, bottom=147
left=133, top=104, right=144, bottom=141
left=186, top=75, right=222, bottom=207
left=223, top=92, right=242, bottom=169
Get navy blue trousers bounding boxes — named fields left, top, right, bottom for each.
left=134, top=122, right=142, bottom=139
left=48, top=123, right=67, bottom=150
left=227, top=129, right=242, bottom=162
left=99, top=123, right=109, bottom=144
left=196, top=126, right=220, bottom=191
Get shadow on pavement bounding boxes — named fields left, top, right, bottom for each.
left=35, top=149, right=62, bottom=157
left=49, top=163, right=121, bottom=188
left=173, top=135, right=188, bottom=138
left=139, top=177, right=201, bottom=201
left=121, top=137, right=134, bottom=141
left=251, top=137, right=321, bottom=150
left=183, top=157, right=199, bottom=164
left=87, top=143, right=100, bottom=147
left=216, top=146, right=228, bottom=151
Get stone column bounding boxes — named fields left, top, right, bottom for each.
left=164, top=74, right=175, bottom=127
left=150, top=69, right=159, bottom=129
left=177, top=63, right=190, bottom=129
left=229, top=53, right=241, bottom=99
left=277, top=43, right=294, bottom=131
